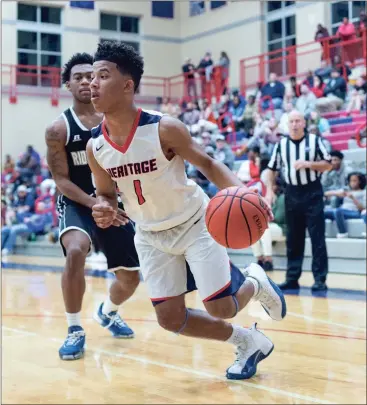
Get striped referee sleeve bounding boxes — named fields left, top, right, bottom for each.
left=267, top=142, right=281, bottom=171
left=316, top=137, right=331, bottom=162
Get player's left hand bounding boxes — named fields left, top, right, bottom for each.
left=92, top=202, right=116, bottom=228
left=112, top=208, right=130, bottom=226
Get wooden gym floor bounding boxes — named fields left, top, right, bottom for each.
left=2, top=254, right=366, bottom=404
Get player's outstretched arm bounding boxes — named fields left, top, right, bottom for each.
left=159, top=116, right=245, bottom=190
left=45, top=118, right=96, bottom=209
left=86, top=139, right=127, bottom=228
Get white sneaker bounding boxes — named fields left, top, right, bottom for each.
left=244, top=263, right=287, bottom=321
left=336, top=233, right=348, bottom=238
left=226, top=323, right=274, bottom=380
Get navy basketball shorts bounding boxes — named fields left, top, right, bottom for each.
left=57, top=196, right=139, bottom=272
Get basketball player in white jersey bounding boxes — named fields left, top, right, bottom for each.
left=86, top=41, right=287, bottom=380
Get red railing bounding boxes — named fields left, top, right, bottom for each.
left=239, top=29, right=367, bottom=94
left=1, top=64, right=228, bottom=107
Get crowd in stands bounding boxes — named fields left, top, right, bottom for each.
left=2, top=15, right=366, bottom=263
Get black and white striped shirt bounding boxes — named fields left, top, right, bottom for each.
left=268, top=133, right=331, bottom=186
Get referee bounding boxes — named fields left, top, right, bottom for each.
left=265, top=110, right=332, bottom=292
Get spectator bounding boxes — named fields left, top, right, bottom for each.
left=346, top=77, right=367, bottom=113
left=1, top=202, right=54, bottom=256
left=324, top=172, right=366, bottom=237
left=182, top=101, right=201, bottom=130
left=214, top=135, right=235, bottom=170
left=316, top=68, right=347, bottom=113
left=314, top=60, right=333, bottom=81
left=283, top=87, right=297, bottom=108
left=357, top=11, right=367, bottom=35
left=182, top=58, right=197, bottom=100
left=336, top=17, right=357, bottom=63
left=197, top=52, right=213, bottom=98
left=308, top=111, right=331, bottom=136
left=310, top=75, right=326, bottom=98
left=332, top=55, right=352, bottom=79
left=315, top=24, right=331, bottom=60
left=13, top=185, right=35, bottom=216
left=17, top=145, right=41, bottom=181
left=251, top=178, right=286, bottom=271
left=302, top=70, right=314, bottom=89
left=261, top=73, right=285, bottom=110
left=322, top=150, right=350, bottom=207
left=240, top=95, right=257, bottom=134
left=229, top=95, right=245, bottom=131
left=296, top=84, right=317, bottom=118
left=3, top=154, right=15, bottom=174
left=290, top=76, right=301, bottom=97
left=217, top=51, right=230, bottom=94
left=161, top=97, right=180, bottom=118
left=278, top=102, right=293, bottom=135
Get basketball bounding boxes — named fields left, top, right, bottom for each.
left=205, top=187, right=268, bottom=249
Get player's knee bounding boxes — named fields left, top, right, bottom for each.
left=205, top=297, right=235, bottom=319
left=65, top=245, right=88, bottom=268
left=155, top=305, right=187, bottom=333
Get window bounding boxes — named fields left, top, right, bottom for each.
left=18, top=3, right=61, bottom=24
left=152, top=1, right=174, bottom=18
left=210, top=1, right=226, bottom=10
left=267, top=13, right=296, bottom=77
left=16, top=3, right=62, bottom=87
left=267, top=1, right=295, bottom=13
left=100, top=13, right=139, bottom=33
left=190, top=1, right=205, bottom=16
left=331, top=1, right=366, bottom=34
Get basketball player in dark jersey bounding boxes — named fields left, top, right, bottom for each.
left=45, top=53, right=140, bottom=361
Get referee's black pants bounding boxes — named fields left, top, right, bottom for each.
left=285, top=180, right=328, bottom=283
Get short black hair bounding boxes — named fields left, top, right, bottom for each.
left=330, top=150, right=344, bottom=160
left=62, top=52, right=93, bottom=84
left=94, top=40, right=144, bottom=92
left=348, top=172, right=366, bottom=189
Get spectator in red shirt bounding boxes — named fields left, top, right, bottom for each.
left=310, top=75, right=326, bottom=98
left=337, top=17, right=357, bottom=63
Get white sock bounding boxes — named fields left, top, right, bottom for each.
left=246, top=276, right=260, bottom=298
left=66, top=312, right=81, bottom=328
left=102, top=297, right=119, bottom=315
left=226, top=324, right=250, bottom=346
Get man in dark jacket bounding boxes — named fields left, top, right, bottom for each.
left=261, top=73, right=285, bottom=110
left=316, top=69, right=347, bottom=113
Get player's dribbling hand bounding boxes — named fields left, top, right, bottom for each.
left=92, top=202, right=116, bottom=228
left=252, top=189, right=274, bottom=222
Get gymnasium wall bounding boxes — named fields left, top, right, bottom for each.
left=1, top=1, right=336, bottom=157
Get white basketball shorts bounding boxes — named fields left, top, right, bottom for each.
left=134, top=205, right=236, bottom=305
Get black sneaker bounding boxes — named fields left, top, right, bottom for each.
left=257, top=259, right=264, bottom=267
left=263, top=261, right=274, bottom=272
left=278, top=280, right=300, bottom=290
left=311, top=282, right=327, bottom=292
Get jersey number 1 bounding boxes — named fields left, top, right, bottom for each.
left=133, top=180, right=146, bottom=205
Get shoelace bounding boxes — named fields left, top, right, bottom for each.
left=65, top=331, right=85, bottom=346
left=108, top=313, right=127, bottom=329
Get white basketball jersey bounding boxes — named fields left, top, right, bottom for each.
left=91, top=108, right=206, bottom=232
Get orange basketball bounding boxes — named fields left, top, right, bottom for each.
left=205, top=187, right=268, bottom=249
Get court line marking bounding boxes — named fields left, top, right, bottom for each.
left=287, top=312, right=366, bottom=332
left=3, top=314, right=366, bottom=340
left=2, top=326, right=334, bottom=404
